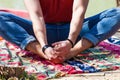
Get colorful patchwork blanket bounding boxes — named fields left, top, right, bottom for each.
left=0, top=38, right=120, bottom=80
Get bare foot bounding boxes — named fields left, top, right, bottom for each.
left=64, top=48, right=78, bottom=60
left=25, top=41, right=48, bottom=59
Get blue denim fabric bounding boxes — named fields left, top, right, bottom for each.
left=0, top=8, right=120, bottom=49
left=0, top=12, right=35, bottom=49
left=81, top=7, right=120, bottom=45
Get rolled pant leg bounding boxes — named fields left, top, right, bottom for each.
left=0, top=12, right=36, bottom=49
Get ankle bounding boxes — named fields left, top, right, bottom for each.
left=25, top=41, right=47, bottom=59
left=26, top=41, right=40, bottom=51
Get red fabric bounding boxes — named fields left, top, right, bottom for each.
left=0, top=8, right=29, bottom=19
left=40, top=0, right=73, bottom=23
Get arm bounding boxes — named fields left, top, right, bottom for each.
left=24, top=0, right=47, bottom=47
left=51, top=0, right=89, bottom=63
left=68, top=0, right=89, bottom=44
left=24, top=0, right=56, bottom=59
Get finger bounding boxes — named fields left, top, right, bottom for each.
left=58, top=56, right=65, bottom=62
left=53, top=51, right=62, bottom=55
left=45, top=53, right=53, bottom=60
left=54, top=44, right=60, bottom=48
left=43, top=55, right=49, bottom=59
left=54, top=44, right=63, bottom=51
left=58, top=56, right=63, bottom=60
left=52, top=42, right=61, bottom=46
left=49, top=51, right=59, bottom=59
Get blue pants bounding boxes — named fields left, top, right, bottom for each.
left=0, top=8, right=120, bottom=49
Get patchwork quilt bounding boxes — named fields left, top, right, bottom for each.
left=0, top=39, right=120, bottom=80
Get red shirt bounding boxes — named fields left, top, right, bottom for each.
left=39, top=0, right=73, bottom=23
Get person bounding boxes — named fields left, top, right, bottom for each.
left=0, top=0, right=120, bottom=63
left=116, top=0, right=120, bottom=6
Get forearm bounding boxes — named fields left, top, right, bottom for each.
left=24, top=0, right=47, bottom=47
left=68, top=0, right=89, bottom=44
left=68, top=14, right=84, bottom=44
left=31, top=14, right=47, bottom=47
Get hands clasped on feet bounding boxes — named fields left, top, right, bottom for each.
left=43, top=40, right=74, bottom=63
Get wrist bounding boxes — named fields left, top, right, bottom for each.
left=42, top=45, right=51, bottom=54
left=68, top=33, right=78, bottom=43
left=66, top=39, right=74, bottom=48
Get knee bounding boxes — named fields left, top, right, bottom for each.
left=106, top=8, right=120, bottom=18
left=101, top=8, right=120, bottom=18
left=102, top=8, right=120, bottom=25
left=0, top=11, right=12, bottom=20
left=108, top=7, right=120, bottom=13
left=112, top=8, right=120, bottom=17
left=114, top=7, right=120, bottom=12
left=112, top=8, right=120, bottom=24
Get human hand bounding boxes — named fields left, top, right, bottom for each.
left=42, top=43, right=68, bottom=62
left=49, top=40, right=73, bottom=63
left=44, top=46, right=66, bottom=63
left=49, top=50, right=75, bottom=63
left=52, top=40, right=72, bottom=55
left=50, top=48, right=77, bottom=63
left=44, top=46, right=57, bottom=60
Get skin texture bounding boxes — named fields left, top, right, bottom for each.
left=24, top=0, right=93, bottom=63
left=116, top=0, right=120, bottom=6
